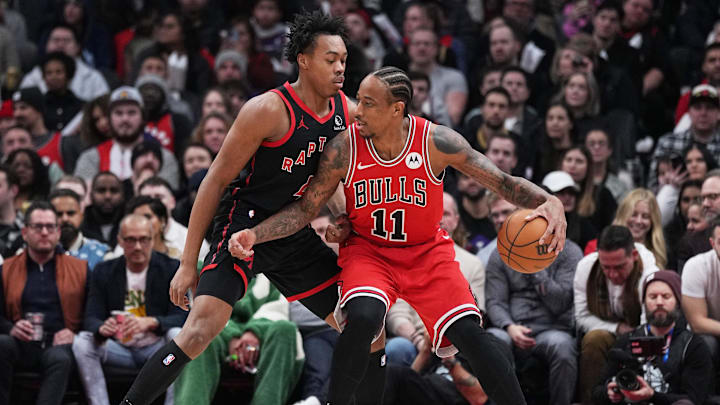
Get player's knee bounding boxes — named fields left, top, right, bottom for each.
left=179, top=318, right=223, bottom=351
left=344, top=297, right=386, bottom=336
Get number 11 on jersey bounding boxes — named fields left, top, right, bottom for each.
left=370, top=208, right=407, bottom=242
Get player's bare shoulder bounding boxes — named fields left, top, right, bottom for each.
left=233, top=90, right=291, bottom=144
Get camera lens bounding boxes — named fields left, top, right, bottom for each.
left=615, top=369, right=640, bottom=391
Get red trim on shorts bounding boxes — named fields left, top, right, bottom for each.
left=200, top=263, right=218, bottom=274
left=284, top=82, right=336, bottom=124
left=263, top=89, right=296, bottom=148
left=285, top=273, right=340, bottom=302
left=232, top=263, right=249, bottom=293
left=214, top=200, right=238, bottom=260
left=339, top=287, right=389, bottom=308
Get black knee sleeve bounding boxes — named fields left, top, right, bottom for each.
left=121, top=339, right=191, bottom=405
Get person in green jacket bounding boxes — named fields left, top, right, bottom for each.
left=174, top=273, right=304, bottom=405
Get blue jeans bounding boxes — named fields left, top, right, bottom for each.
left=298, top=328, right=339, bottom=401
left=385, top=337, right=418, bottom=367
left=72, top=328, right=180, bottom=405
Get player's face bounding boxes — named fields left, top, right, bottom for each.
left=597, top=248, right=637, bottom=286
left=355, top=76, right=404, bottom=139
left=300, top=35, right=347, bottom=98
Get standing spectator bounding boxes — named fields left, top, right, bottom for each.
left=173, top=274, right=303, bottom=405
left=78, top=94, right=111, bottom=150
left=20, top=24, right=109, bottom=102
left=0, top=165, right=23, bottom=258
left=41, top=52, right=83, bottom=133
left=0, top=201, right=88, bottom=405
left=80, top=172, right=125, bottom=248
left=190, top=112, right=232, bottom=156
left=407, top=28, right=468, bottom=127
left=486, top=239, right=582, bottom=405
left=72, top=214, right=187, bottom=405
left=50, top=188, right=109, bottom=271
left=574, top=225, right=659, bottom=403
left=612, top=189, right=667, bottom=269
left=74, top=86, right=180, bottom=191
left=6, top=148, right=51, bottom=210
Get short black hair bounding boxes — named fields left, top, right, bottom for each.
left=407, top=70, right=430, bottom=88
left=284, top=11, right=348, bottom=64
left=484, top=86, right=512, bottom=105
left=372, top=67, right=413, bottom=115
left=501, top=66, right=529, bottom=84
left=92, top=171, right=121, bottom=189
left=0, top=164, right=19, bottom=188
left=25, top=200, right=57, bottom=225
left=138, top=176, right=174, bottom=195
left=125, top=195, right=168, bottom=222
left=49, top=188, right=81, bottom=204
left=598, top=225, right=634, bottom=255
left=487, top=133, right=518, bottom=155
left=131, top=140, right=164, bottom=170
left=596, top=0, right=624, bottom=21
left=47, top=23, right=79, bottom=45
left=42, top=51, right=76, bottom=80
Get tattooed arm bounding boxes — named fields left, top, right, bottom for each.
left=227, top=132, right=351, bottom=257
left=429, top=124, right=567, bottom=253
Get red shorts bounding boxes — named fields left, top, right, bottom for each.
left=335, top=230, right=481, bottom=357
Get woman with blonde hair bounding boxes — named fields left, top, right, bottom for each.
left=190, top=111, right=233, bottom=156
left=612, top=188, right=667, bottom=269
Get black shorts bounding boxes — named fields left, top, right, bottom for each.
left=196, top=201, right=341, bottom=319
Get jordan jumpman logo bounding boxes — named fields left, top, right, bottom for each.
left=297, top=115, right=309, bottom=130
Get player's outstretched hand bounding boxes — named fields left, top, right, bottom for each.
left=525, top=195, right=566, bottom=255
left=170, top=263, right=199, bottom=311
left=326, top=214, right=351, bottom=244
left=229, top=229, right=256, bottom=259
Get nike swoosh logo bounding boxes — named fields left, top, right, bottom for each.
left=357, top=163, right=376, bottom=170
left=442, top=234, right=451, bottom=240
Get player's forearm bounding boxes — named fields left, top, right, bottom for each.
left=182, top=177, right=225, bottom=267
left=251, top=201, right=317, bottom=244
left=495, top=174, right=551, bottom=210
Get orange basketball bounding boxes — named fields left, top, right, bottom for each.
left=496, top=209, right=557, bottom=274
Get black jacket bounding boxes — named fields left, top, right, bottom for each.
left=83, top=252, right=187, bottom=339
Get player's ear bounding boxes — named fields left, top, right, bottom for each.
left=297, top=53, right=308, bottom=70
left=393, top=101, right=405, bottom=117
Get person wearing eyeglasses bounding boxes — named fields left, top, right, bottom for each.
left=0, top=200, right=89, bottom=405
left=71, top=214, right=187, bottom=405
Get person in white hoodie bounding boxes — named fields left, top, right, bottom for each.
left=574, top=225, right=659, bottom=403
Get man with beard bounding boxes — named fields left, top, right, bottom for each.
left=81, top=172, right=125, bottom=249
left=461, top=87, right=512, bottom=153
left=592, top=271, right=713, bottom=405
left=50, top=188, right=109, bottom=270
left=74, top=86, right=180, bottom=191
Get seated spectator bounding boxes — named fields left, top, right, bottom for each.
left=173, top=273, right=303, bottom=405
left=686, top=201, right=709, bottom=234
left=13, top=87, right=82, bottom=174
left=41, top=52, right=83, bottom=133
left=223, top=79, right=251, bottom=117
left=219, top=16, right=276, bottom=92
left=0, top=165, right=23, bottom=259
left=552, top=71, right=602, bottom=139
left=72, top=214, right=187, bottom=405
left=77, top=94, right=111, bottom=150
left=125, top=196, right=181, bottom=260
left=585, top=127, right=632, bottom=202
left=407, top=28, right=468, bottom=127
left=674, top=172, right=720, bottom=272
left=501, top=0, right=555, bottom=77
left=50, top=189, right=109, bottom=270
left=592, top=271, right=713, bottom=405
left=501, top=67, right=541, bottom=177
left=487, top=23, right=523, bottom=70
left=250, top=0, right=292, bottom=78
left=486, top=237, right=582, bottom=405
left=59, top=0, right=113, bottom=70
left=214, top=50, right=247, bottom=86
left=345, top=9, right=386, bottom=71
left=81, top=172, right=125, bottom=248
left=1, top=126, right=33, bottom=161
left=683, top=142, right=717, bottom=181
left=200, top=87, right=233, bottom=118
left=591, top=1, right=642, bottom=88
left=454, top=171, right=496, bottom=254
left=74, top=87, right=180, bottom=191
left=486, top=134, right=519, bottom=176
left=0, top=201, right=88, bottom=405
left=20, top=24, right=109, bottom=101
left=478, top=192, right=518, bottom=266
left=387, top=192, right=485, bottom=365
left=6, top=148, right=51, bottom=210
left=406, top=71, right=433, bottom=120
left=533, top=102, right=576, bottom=183
left=135, top=75, right=193, bottom=158
left=190, top=112, right=232, bottom=156
left=674, top=44, right=720, bottom=132
left=130, top=141, right=164, bottom=196
left=661, top=179, right=702, bottom=271
left=542, top=170, right=597, bottom=253
left=53, top=174, right=91, bottom=209
left=174, top=169, right=207, bottom=231
left=561, top=146, right=618, bottom=232
left=461, top=86, right=511, bottom=153
left=611, top=189, right=667, bottom=268
left=649, top=84, right=720, bottom=189
left=574, top=225, right=659, bottom=403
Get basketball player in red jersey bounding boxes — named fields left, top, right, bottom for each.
left=119, top=13, right=387, bottom=405
left=229, top=67, right=567, bottom=405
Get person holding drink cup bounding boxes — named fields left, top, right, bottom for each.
left=0, top=201, right=89, bottom=405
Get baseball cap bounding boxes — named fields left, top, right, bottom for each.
left=542, top=171, right=580, bottom=193
left=12, top=87, right=45, bottom=115
left=689, top=84, right=719, bottom=108
left=109, top=86, right=144, bottom=109
left=642, top=270, right=682, bottom=304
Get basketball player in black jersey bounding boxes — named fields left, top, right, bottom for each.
left=120, top=12, right=385, bottom=405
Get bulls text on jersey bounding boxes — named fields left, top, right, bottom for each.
left=281, top=137, right=327, bottom=173
left=352, top=176, right=427, bottom=209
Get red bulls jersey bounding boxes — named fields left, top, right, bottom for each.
left=344, top=115, right=444, bottom=247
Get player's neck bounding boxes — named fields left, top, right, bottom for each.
left=369, top=119, right=410, bottom=161
left=291, top=79, right=332, bottom=118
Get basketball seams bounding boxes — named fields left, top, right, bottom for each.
left=498, top=209, right=555, bottom=273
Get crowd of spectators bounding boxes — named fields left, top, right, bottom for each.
left=3, top=0, right=720, bottom=404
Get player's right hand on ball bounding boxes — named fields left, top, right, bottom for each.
left=229, top=229, right=256, bottom=259
left=170, top=264, right=199, bottom=311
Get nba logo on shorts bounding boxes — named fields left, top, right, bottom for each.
left=334, top=115, right=346, bottom=131
left=405, top=152, right=422, bottom=169
left=380, top=354, right=387, bottom=367
left=163, top=353, right=176, bottom=366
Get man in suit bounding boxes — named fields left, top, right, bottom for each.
left=72, top=214, right=187, bottom=405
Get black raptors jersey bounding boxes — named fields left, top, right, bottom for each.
left=229, top=82, right=349, bottom=214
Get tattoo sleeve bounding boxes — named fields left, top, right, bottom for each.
left=432, top=125, right=550, bottom=209
left=252, top=134, right=350, bottom=244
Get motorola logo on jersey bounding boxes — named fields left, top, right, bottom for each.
left=281, top=137, right=327, bottom=173
left=353, top=176, right=427, bottom=209
left=405, top=152, right=422, bottom=169
left=333, top=115, right=346, bottom=131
